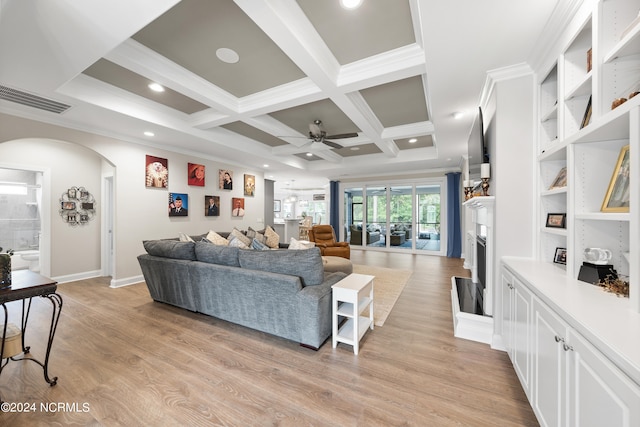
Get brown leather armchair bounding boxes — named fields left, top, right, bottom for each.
left=308, top=225, right=351, bottom=259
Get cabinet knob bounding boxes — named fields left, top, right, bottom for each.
left=563, top=343, right=574, bottom=352
left=554, top=335, right=563, bottom=343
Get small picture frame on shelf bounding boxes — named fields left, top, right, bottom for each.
left=601, top=145, right=630, bottom=212
left=546, top=213, right=566, bottom=228
left=549, top=166, right=567, bottom=190
left=553, top=247, right=567, bottom=265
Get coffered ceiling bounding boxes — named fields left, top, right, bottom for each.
left=0, top=0, right=564, bottom=187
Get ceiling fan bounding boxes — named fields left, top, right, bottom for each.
left=304, top=119, right=358, bottom=149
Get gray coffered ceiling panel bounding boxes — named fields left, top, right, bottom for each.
left=296, top=0, right=415, bottom=65
left=395, top=135, right=434, bottom=150
left=221, top=121, right=288, bottom=147
left=360, top=75, right=428, bottom=128
left=83, top=59, right=210, bottom=114
left=269, top=98, right=360, bottom=136
left=333, top=143, right=382, bottom=157
left=131, top=0, right=305, bottom=98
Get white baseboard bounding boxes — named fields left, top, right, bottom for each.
left=53, top=269, right=102, bottom=284
left=109, top=274, right=144, bottom=288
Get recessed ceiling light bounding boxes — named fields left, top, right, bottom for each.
left=148, top=83, right=164, bottom=92
left=341, top=0, right=363, bottom=9
left=306, top=152, right=313, bottom=157
left=263, top=164, right=269, bottom=168
left=408, top=138, right=417, bottom=143
left=350, top=147, right=360, bottom=151
left=453, top=111, right=464, bottom=120
left=216, top=47, right=239, bottom=64
left=144, top=131, right=155, bottom=137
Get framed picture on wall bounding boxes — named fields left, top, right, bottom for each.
left=188, top=163, right=205, bottom=186
left=274, top=200, right=281, bottom=212
left=244, top=174, right=255, bottom=196
left=231, top=197, right=245, bottom=217
left=205, top=195, right=220, bottom=217
left=219, top=169, right=233, bottom=190
left=169, top=193, right=188, bottom=216
left=145, top=155, right=169, bottom=188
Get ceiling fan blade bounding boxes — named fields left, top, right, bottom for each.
left=325, top=132, right=358, bottom=139
left=322, top=140, right=343, bottom=149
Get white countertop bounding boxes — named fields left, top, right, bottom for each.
left=502, top=256, right=640, bottom=386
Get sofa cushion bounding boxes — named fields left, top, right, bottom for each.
left=143, top=240, right=196, bottom=260
left=194, top=241, right=240, bottom=267
left=238, top=247, right=324, bottom=286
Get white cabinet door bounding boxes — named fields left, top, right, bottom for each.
left=532, top=298, right=568, bottom=427
left=567, top=330, right=640, bottom=427
left=501, top=270, right=514, bottom=352
left=512, top=277, right=532, bottom=397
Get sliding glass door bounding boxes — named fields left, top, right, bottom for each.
left=343, top=181, right=442, bottom=254
left=389, top=186, right=412, bottom=250
left=416, top=185, right=441, bottom=252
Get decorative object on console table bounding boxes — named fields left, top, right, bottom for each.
left=480, top=163, right=490, bottom=196
left=601, top=145, right=630, bottom=212
left=580, top=95, right=592, bottom=128
left=546, top=213, right=566, bottom=228
left=578, top=247, right=617, bottom=285
left=553, top=247, right=566, bottom=265
left=549, top=166, right=567, bottom=189
left=597, top=275, right=629, bottom=298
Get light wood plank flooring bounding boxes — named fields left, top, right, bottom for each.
left=0, top=251, right=538, bottom=426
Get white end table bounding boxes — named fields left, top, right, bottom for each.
left=332, top=273, right=374, bottom=355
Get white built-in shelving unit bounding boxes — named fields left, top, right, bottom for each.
left=537, top=0, right=640, bottom=312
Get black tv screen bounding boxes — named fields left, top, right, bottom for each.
left=468, top=107, right=488, bottom=165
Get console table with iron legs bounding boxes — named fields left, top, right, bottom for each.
left=0, top=270, right=62, bottom=395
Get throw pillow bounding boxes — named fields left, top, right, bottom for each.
left=206, top=230, right=229, bottom=246
left=228, top=236, right=249, bottom=249
left=251, top=238, right=270, bottom=251
left=230, top=227, right=252, bottom=247
left=247, top=227, right=266, bottom=244
left=264, top=225, right=280, bottom=249
left=288, top=237, right=315, bottom=250
left=178, top=232, right=195, bottom=242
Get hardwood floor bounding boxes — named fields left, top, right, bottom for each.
left=0, top=251, right=539, bottom=426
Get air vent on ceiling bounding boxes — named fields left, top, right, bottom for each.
left=0, top=84, right=71, bottom=114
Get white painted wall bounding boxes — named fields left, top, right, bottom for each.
left=0, top=113, right=265, bottom=285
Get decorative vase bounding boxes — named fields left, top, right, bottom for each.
left=0, top=253, right=11, bottom=288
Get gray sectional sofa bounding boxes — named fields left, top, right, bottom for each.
left=137, top=239, right=347, bottom=349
